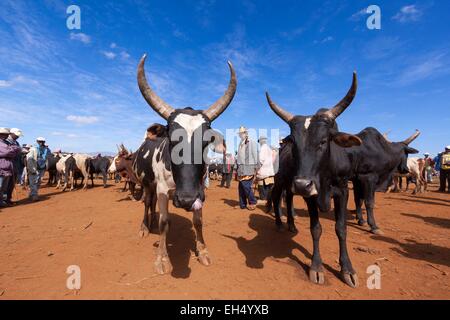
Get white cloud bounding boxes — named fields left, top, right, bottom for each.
left=393, top=5, right=422, bottom=23
left=70, top=32, right=91, bottom=44
left=120, top=51, right=130, bottom=60
left=101, top=51, right=116, bottom=59
left=66, top=115, right=99, bottom=124
left=314, top=36, right=334, bottom=44
left=349, top=8, right=367, bottom=21
left=110, top=42, right=117, bottom=48
left=0, top=75, right=39, bottom=88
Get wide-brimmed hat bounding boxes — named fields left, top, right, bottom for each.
left=10, top=128, right=23, bottom=137
left=0, top=127, right=10, bottom=134
left=238, top=126, right=247, bottom=134
left=424, top=152, right=430, bottom=156
left=446, top=146, right=450, bottom=150
left=36, top=136, right=46, bottom=142
left=258, top=135, right=268, bottom=142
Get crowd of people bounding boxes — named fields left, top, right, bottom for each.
left=0, top=127, right=52, bottom=207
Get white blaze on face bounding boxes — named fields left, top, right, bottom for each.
left=191, top=198, right=203, bottom=211
left=173, top=113, right=206, bottom=143
left=304, top=117, right=311, bottom=130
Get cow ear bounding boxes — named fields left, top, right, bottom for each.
left=405, top=147, right=419, bottom=154
left=332, top=132, right=362, bottom=148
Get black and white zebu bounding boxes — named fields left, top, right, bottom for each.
left=133, top=54, right=236, bottom=274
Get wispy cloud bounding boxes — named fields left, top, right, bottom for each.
left=396, top=51, right=449, bottom=85
left=0, top=76, right=39, bottom=88
left=101, top=51, right=116, bottom=59
left=392, top=5, right=423, bottom=23
left=70, top=32, right=91, bottom=44
left=349, top=8, right=367, bottom=21
left=66, top=115, right=99, bottom=125
left=314, top=36, right=334, bottom=44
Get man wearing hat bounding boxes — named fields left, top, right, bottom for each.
left=26, top=137, right=51, bottom=201
left=5, top=128, right=24, bottom=204
left=439, top=146, right=450, bottom=193
left=423, top=152, right=434, bottom=183
left=0, top=128, right=21, bottom=207
left=256, top=135, right=275, bottom=210
left=236, top=126, right=258, bottom=210
left=221, top=151, right=235, bottom=189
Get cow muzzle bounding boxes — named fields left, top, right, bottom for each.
left=173, top=192, right=203, bottom=211
left=293, top=177, right=318, bottom=198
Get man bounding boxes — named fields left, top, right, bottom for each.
left=423, top=153, right=434, bottom=183
left=26, top=137, right=51, bottom=201
left=221, top=151, right=235, bottom=188
left=256, top=136, right=275, bottom=209
left=236, top=126, right=258, bottom=210
left=439, top=146, right=450, bottom=193
left=20, top=144, right=31, bottom=186
left=0, top=128, right=21, bottom=207
left=5, top=128, right=23, bottom=205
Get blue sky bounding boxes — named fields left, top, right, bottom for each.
left=1, top=0, right=449, bottom=155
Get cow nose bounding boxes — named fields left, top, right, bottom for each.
left=173, top=192, right=198, bottom=211
left=293, top=177, right=318, bottom=197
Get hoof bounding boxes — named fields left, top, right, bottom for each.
left=154, top=255, right=172, bottom=275
left=309, top=269, right=325, bottom=285
left=198, top=250, right=212, bottom=266
left=139, top=223, right=150, bottom=237
left=357, top=219, right=367, bottom=226
left=370, top=228, right=384, bottom=235
left=288, top=224, right=298, bottom=234
left=342, top=272, right=359, bottom=288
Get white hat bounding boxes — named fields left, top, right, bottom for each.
left=10, top=128, right=23, bottom=137
left=424, top=152, right=430, bottom=156
left=238, top=126, right=247, bottom=134
left=446, top=146, right=450, bottom=150
left=36, top=136, right=46, bottom=142
left=0, top=127, right=10, bottom=134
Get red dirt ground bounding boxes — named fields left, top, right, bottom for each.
left=0, top=176, right=449, bottom=300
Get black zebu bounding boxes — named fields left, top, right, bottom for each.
left=350, top=129, right=419, bottom=234
left=87, top=156, right=111, bottom=188
left=267, top=73, right=363, bottom=287
left=267, top=72, right=420, bottom=287
left=46, top=153, right=60, bottom=185
left=134, top=54, right=236, bottom=274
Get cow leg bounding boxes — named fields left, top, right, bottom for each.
left=271, top=183, right=283, bottom=231
left=353, top=180, right=366, bottom=226
left=285, top=189, right=297, bottom=234
left=149, top=184, right=158, bottom=232
left=305, top=197, right=324, bottom=284
left=139, top=186, right=151, bottom=237
left=155, top=191, right=172, bottom=275
left=102, top=171, right=107, bottom=188
left=334, top=187, right=358, bottom=288
left=193, top=208, right=211, bottom=266
left=362, top=176, right=382, bottom=235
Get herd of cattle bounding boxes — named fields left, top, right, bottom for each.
left=37, top=55, right=428, bottom=289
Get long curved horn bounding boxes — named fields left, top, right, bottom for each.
left=325, top=72, right=358, bottom=120
left=383, top=130, right=392, bottom=142
left=265, top=92, right=294, bottom=123
left=402, top=129, right=420, bottom=145
left=203, top=61, right=237, bottom=121
left=137, top=54, right=175, bottom=120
